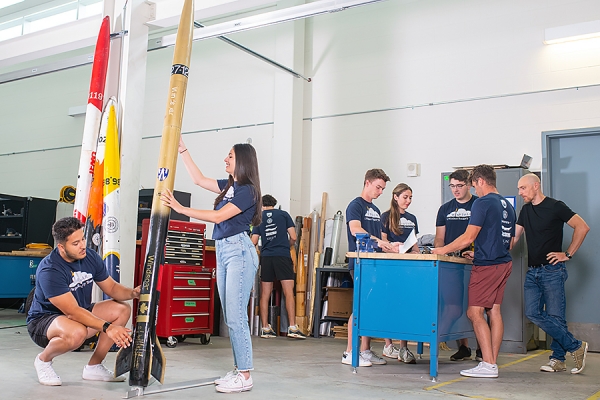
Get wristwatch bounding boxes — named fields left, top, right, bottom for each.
left=102, top=321, right=111, bottom=333
left=565, top=251, right=572, bottom=259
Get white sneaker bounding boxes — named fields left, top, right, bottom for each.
left=34, top=354, right=61, bottom=386
left=360, top=349, right=387, bottom=365
left=214, top=369, right=238, bottom=385
left=382, top=344, right=400, bottom=359
left=398, top=347, right=416, bottom=364
left=82, top=363, right=126, bottom=382
left=215, top=372, right=253, bottom=393
left=342, top=351, right=372, bottom=367
left=460, top=362, right=499, bottom=378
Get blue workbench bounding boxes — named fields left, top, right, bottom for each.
left=348, top=252, right=473, bottom=381
left=0, top=253, right=42, bottom=298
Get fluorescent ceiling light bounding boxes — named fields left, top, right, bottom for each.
left=0, top=0, right=24, bottom=10
left=544, top=20, right=600, bottom=44
left=160, top=0, right=386, bottom=47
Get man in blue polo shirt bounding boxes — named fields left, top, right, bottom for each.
left=433, top=165, right=515, bottom=378
left=435, top=169, right=479, bottom=362
left=251, top=195, right=305, bottom=339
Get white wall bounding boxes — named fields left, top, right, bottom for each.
left=1, top=0, right=599, bottom=247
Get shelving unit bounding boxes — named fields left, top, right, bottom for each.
left=137, top=189, right=190, bottom=239
left=0, top=194, right=57, bottom=252
left=312, top=266, right=351, bottom=338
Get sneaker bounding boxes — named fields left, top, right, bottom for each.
left=382, top=344, right=400, bottom=359
left=361, top=349, right=387, bottom=365
left=398, top=347, right=416, bottom=364
left=460, top=362, right=498, bottom=378
left=260, top=325, right=276, bottom=338
left=450, top=345, right=472, bottom=361
left=34, top=354, right=61, bottom=386
left=342, top=351, right=372, bottom=367
left=540, top=359, right=566, bottom=372
left=215, top=372, right=253, bottom=393
left=287, top=325, right=307, bottom=339
left=82, top=363, right=126, bottom=382
left=475, top=348, right=483, bottom=362
left=570, top=341, right=588, bottom=374
left=214, top=369, right=238, bottom=385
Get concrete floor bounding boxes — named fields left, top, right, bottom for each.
left=1, top=309, right=599, bottom=400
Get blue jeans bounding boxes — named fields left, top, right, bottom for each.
left=216, top=232, right=259, bottom=371
left=524, top=263, right=581, bottom=362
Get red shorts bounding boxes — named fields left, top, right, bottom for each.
left=468, top=261, right=512, bottom=308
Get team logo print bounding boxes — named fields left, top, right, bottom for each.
left=267, top=218, right=273, bottom=224
left=503, top=210, right=508, bottom=219
left=158, top=168, right=169, bottom=181
left=500, top=199, right=507, bottom=208
left=69, top=271, right=93, bottom=290
left=267, top=212, right=272, bottom=217
left=105, top=216, right=119, bottom=233
left=224, top=186, right=234, bottom=200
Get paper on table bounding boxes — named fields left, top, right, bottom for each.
left=398, top=229, right=417, bottom=254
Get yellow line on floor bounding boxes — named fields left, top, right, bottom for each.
left=424, top=350, right=550, bottom=392
left=587, top=389, right=600, bottom=400
left=498, top=350, right=550, bottom=369
left=432, top=388, right=499, bottom=399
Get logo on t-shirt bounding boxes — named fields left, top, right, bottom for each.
left=446, top=208, right=471, bottom=220
left=69, top=271, right=94, bottom=291
left=364, top=207, right=380, bottom=221
left=400, top=217, right=415, bottom=228
left=224, top=186, right=234, bottom=201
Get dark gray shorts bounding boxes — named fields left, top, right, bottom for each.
left=27, top=303, right=95, bottom=348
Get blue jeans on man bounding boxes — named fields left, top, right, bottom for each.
left=524, top=262, right=581, bottom=362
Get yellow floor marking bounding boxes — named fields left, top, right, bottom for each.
left=424, top=349, right=550, bottom=392
left=587, top=389, right=600, bottom=400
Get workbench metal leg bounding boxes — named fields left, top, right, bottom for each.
left=429, top=339, right=438, bottom=380
left=417, top=341, right=424, bottom=359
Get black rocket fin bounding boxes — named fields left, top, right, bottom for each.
left=114, top=342, right=133, bottom=378
left=150, top=335, right=166, bottom=384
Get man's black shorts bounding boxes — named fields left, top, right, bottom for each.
left=260, top=256, right=295, bottom=282
left=27, top=304, right=95, bottom=348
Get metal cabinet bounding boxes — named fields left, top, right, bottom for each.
left=0, top=255, right=40, bottom=298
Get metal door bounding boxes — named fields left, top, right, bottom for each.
left=543, top=127, right=600, bottom=351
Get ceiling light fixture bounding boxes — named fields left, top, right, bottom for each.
left=544, top=20, right=600, bottom=44
left=160, top=0, right=386, bottom=47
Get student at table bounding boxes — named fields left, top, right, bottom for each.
left=380, top=183, right=419, bottom=364
left=342, top=168, right=397, bottom=367
left=434, top=169, right=480, bottom=362
left=433, top=165, right=516, bottom=378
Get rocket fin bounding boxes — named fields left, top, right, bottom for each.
left=114, top=342, right=133, bottom=378
left=150, top=336, right=166, bottom=384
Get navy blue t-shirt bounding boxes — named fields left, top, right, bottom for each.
left=253, top=208, right=295, bottom=257
left=346, top=197, right=382, bottom=269
left=436, top=196, right=478, bottom=245
left=212, top=179, right=257, bottom=240
left=27, top=248, right=109, bottom=323
left=381, top=210, right=419, bottom=243
left=469, top=193, right=516, bottom=266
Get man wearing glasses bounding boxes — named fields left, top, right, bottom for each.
left=434, top=169, right=479, bottom=362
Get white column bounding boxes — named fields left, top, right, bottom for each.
left=116, top=0, right=154, bottom=291
left=271, top=0, right=306, bottom=217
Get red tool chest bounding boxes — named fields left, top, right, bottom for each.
left=137, top=219, right=215, bottom=347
